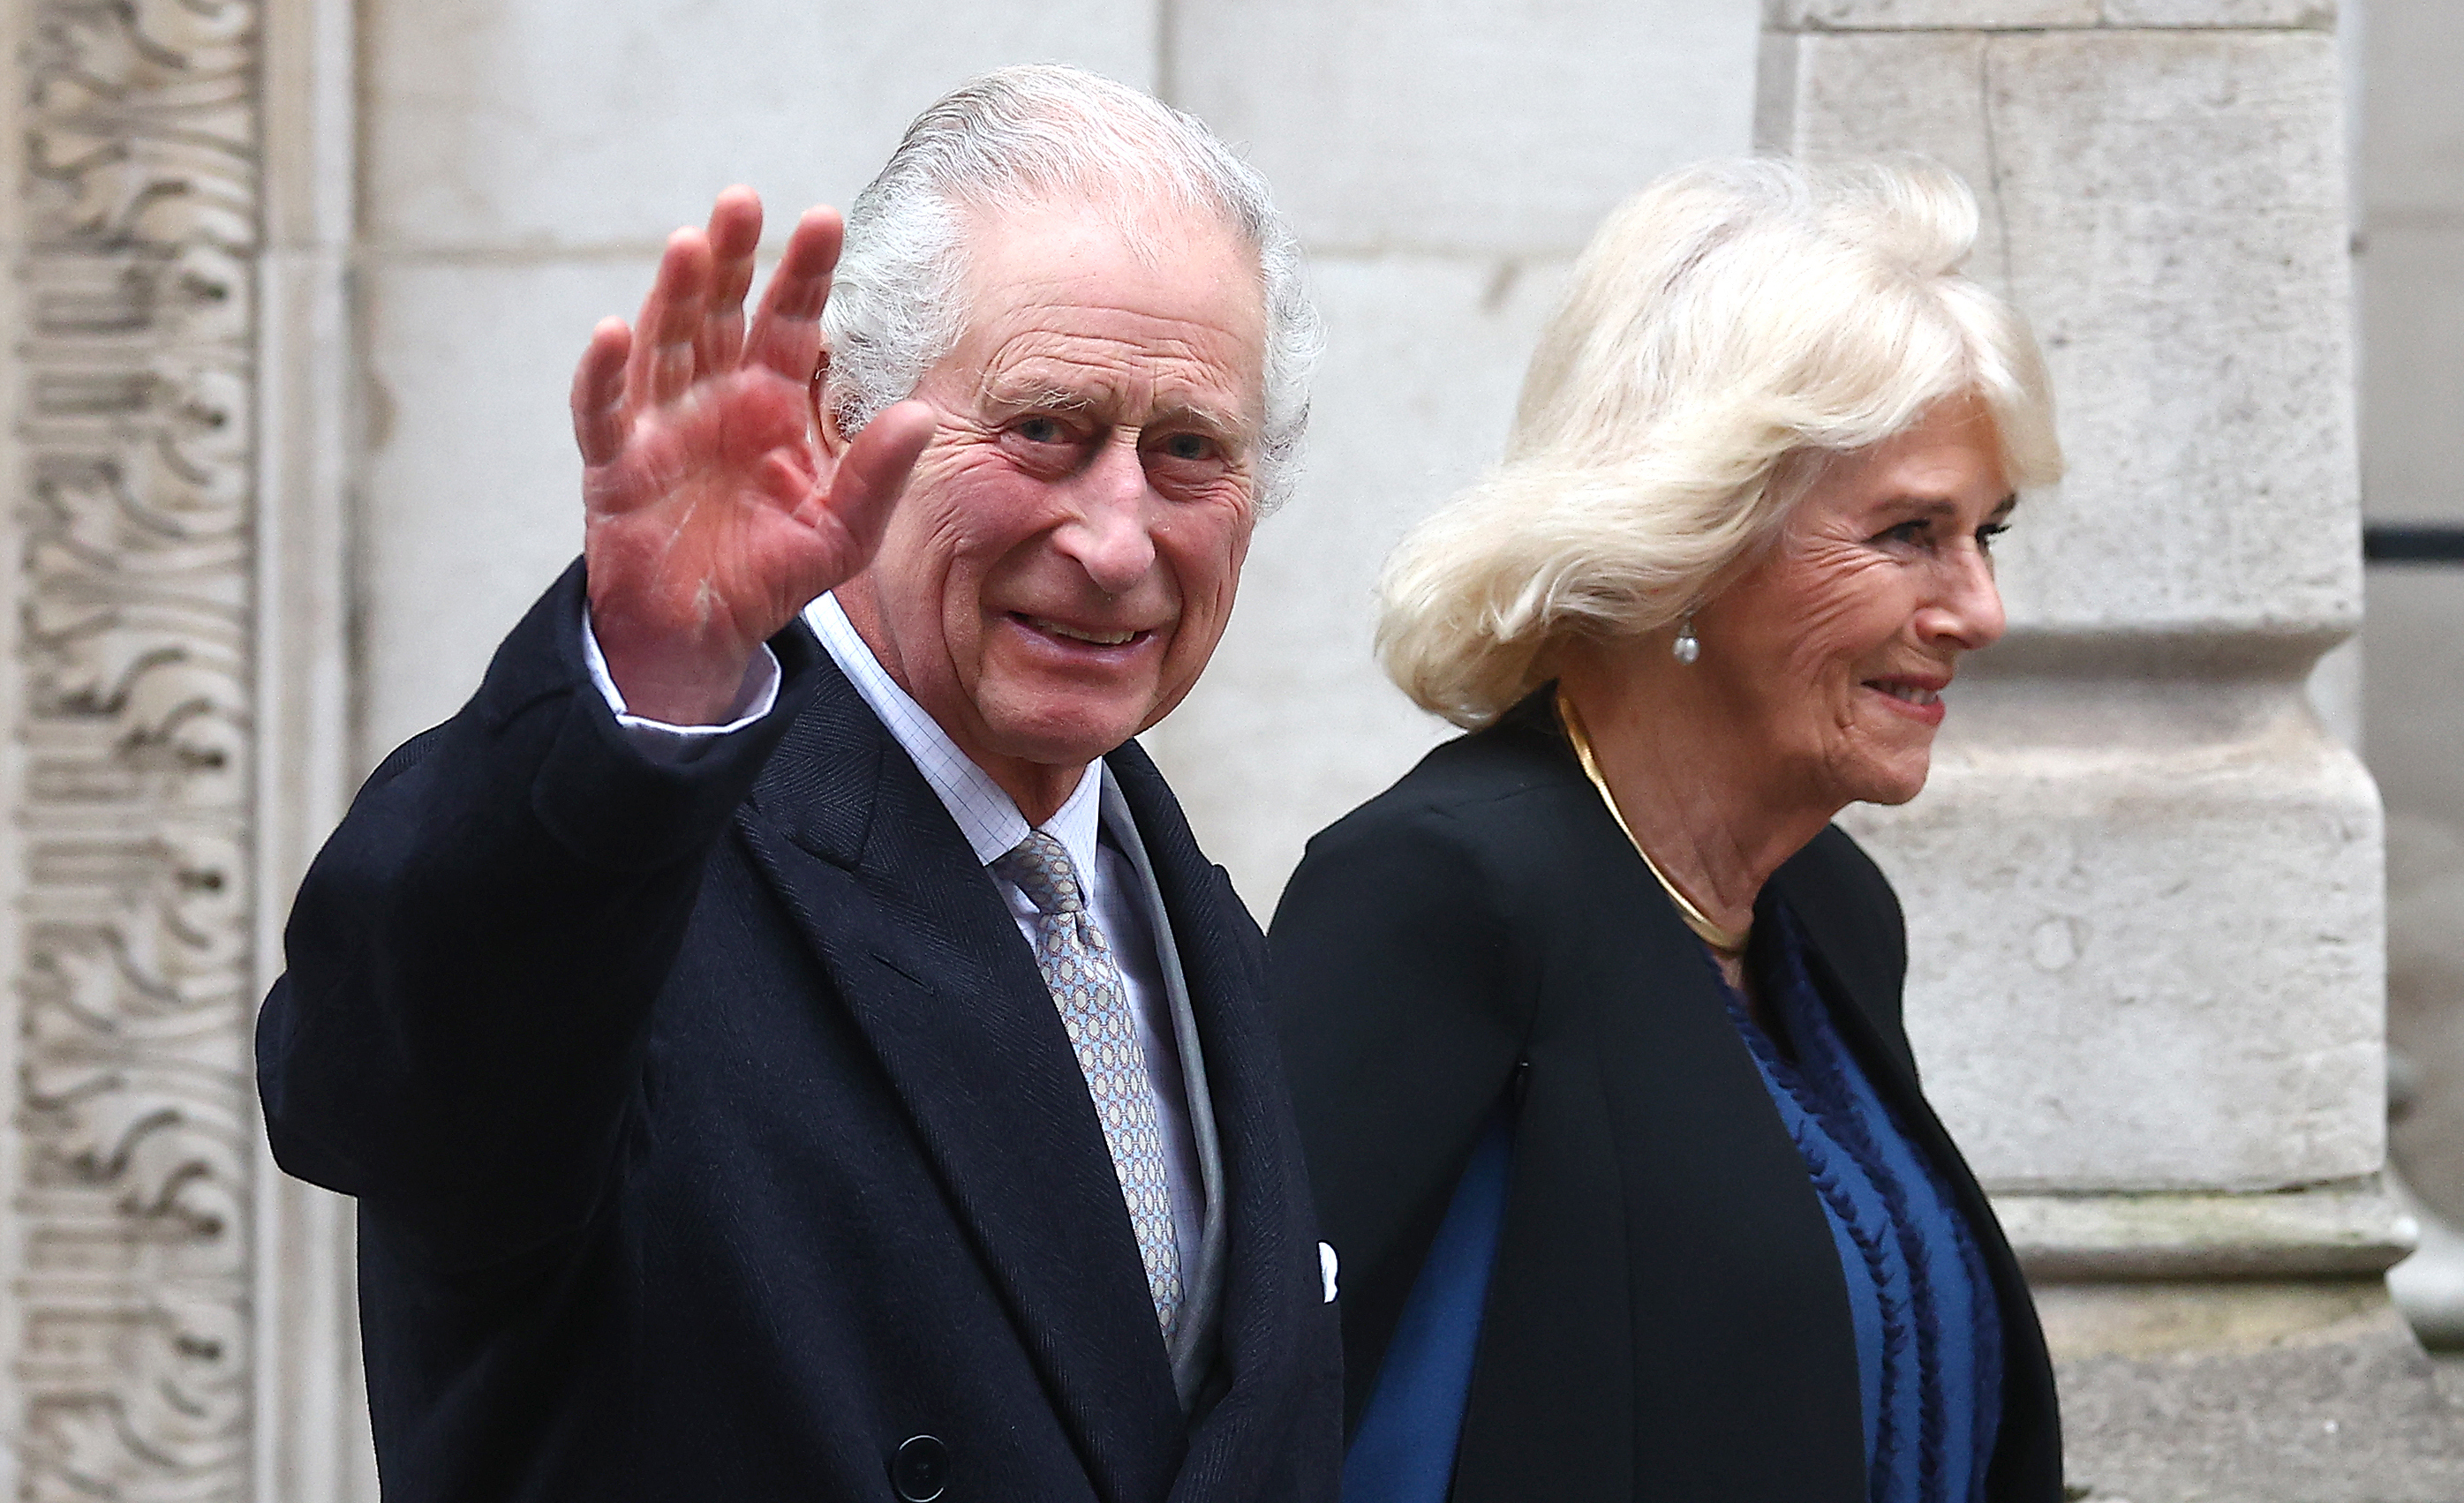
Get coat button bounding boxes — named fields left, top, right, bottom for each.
left=891, top=1434, right=949, bottom=1502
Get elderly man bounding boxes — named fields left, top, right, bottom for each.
left=257, top=67, right=1340, bottom=1503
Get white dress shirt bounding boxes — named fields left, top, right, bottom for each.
left=581, top=597, right=1206, bottom=1270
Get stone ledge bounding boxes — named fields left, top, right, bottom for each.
left=1767, top=0, right=2334, bottom=30
left=1995, top=1183, right=2419, bottom=1280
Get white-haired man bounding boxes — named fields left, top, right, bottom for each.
left=258, top=67, right=1341, bottom=1502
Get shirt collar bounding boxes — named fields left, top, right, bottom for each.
left=807, top=592, right=1104, bottom=875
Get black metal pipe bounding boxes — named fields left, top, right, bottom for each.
left=2365, top=525, right=2464, bottom=564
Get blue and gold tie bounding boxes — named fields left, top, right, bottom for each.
left=993, top=830, right=1184, bottom=1341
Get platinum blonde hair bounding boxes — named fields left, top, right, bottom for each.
left=1377, top=154, right=2064, bottom=728
left=823, top=64, right=1322, bottom=514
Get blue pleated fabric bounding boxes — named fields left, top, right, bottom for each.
left=1716, top=906, right=2004, bottom=1503
left=1343, top=1103, right=1515, bottom=1503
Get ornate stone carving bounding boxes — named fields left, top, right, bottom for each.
left=16, top=0, right=260, bottom=1496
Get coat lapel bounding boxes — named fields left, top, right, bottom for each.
left=735, top=652, right=1185, bottom=1503
left=1775, top=843, right=2064, bottom=1498
left=1103, top=742, right=1327, bottom=1503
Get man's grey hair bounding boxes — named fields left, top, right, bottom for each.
left=822, top=64, right=1321, bottom=515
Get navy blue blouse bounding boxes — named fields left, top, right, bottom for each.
left=1721, top=904, right=2003, bottom=1503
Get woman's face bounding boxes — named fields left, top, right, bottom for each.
left=1699, top=397, right=2015, bottom=809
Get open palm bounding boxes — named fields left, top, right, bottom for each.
left=575, top=189, right=934, bottom=725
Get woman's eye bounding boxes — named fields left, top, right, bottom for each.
left=1878, top=520, right=1930, bottom=548
left=1977, top=522, right=2011, bottom=552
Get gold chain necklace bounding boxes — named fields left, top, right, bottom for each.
left=1555, top=688, right=1752, bottom=957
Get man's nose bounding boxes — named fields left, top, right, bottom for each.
left=1918, top=545, right=2007, bottom=651
left=1056, top=434, right=1157, bottom=595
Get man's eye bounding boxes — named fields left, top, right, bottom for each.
left=1015, top=417, right=1067, bottom=444
left=1157, top=432, right=1216, bottom=462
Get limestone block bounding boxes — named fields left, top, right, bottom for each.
left=1837, top=668, right=2384, bottom=1190
left=359, top=259, right=648, bottom=764
left=1993, top=1183, right=2415, bottom=1279
left=363, top=0, right=1155, bottom=252
left=1143, top=254, right=1569, bottom=911
left=1171, top=0, right=1759, bottom=257
left=2361, top=226, right=2464, bottom=522
left=1753, top=30, right=2006, bottom=275
left=1767, top=30, right=2359, bottom=635
left=1766, top=0, right=2098, bottom=27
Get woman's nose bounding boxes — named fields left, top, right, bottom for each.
left=1919, top=545, right=2007, bottom=651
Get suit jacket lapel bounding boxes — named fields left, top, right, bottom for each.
left=1103, top=743, right=1324, bottom=1502
left=1097, top=767, right=1229, bottom=1411
left=737, top=654, right=1184, bottom=1503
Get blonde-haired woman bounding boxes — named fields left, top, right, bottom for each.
left=1272, top=156, right=2064, bottom=1503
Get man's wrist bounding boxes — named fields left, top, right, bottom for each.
left=588, top=608, right=760, bottom=727
left=581, top=604, right=785, bottom=752
left=601, top=650, right=759, bottom=725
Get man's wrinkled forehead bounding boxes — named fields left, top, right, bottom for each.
left=942, top=195, right=1269, bottom=423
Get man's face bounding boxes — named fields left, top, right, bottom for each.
left=834, top=199, right=1267, bottom=801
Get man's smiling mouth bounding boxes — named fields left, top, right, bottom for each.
left=1015, top=613, right=1144, bottom=647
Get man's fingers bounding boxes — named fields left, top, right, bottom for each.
left=628, top=228, right=716, bottom=411
left=810, top=399, right=935, bottom=550
left=571, top=318, right=633, bottom=468
left=699, top=187, right=762, bottom=371
left=745, top=207, right=844, bottom=381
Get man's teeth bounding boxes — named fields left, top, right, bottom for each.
left=1877, top=683, right=1940, bottom=706
left=1029, top=617, right=1137, bottom=646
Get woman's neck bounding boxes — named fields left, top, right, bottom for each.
left=1554, top=643, right=1844, bottom=942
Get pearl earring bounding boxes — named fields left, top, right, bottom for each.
left=1673, top=610, right=1700, bottom=665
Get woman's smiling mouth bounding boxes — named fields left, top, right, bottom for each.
left=1864, top=675, right=1948, bottom=725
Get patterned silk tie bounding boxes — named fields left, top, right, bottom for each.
left=992, top=830, right=1184, bottom=1341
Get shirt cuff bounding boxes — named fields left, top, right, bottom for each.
left=580, top=603, right=783, bottom=764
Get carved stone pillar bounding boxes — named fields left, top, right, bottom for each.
left=1760, top=1, right=2464, bottom=1495
left=4, top=0, right=367, bottom=1495
left=10, top=0, right=262, bottom=1493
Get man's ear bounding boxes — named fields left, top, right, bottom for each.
left=810, top=353, right=851, bottom=460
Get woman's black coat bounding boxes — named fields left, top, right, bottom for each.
left=1270, top=693, right=2060, bottom=1503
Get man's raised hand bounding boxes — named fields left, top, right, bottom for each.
left=573, top=188, right=935, bottom=725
